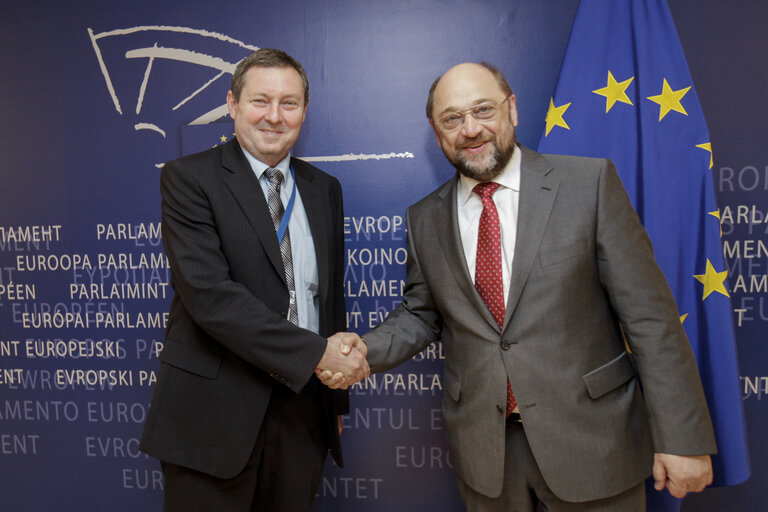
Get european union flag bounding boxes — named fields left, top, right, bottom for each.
left=537, top=0, right=750, bottom=509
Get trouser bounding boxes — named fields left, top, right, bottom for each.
left=456, top=421, right=645, bottom=512
left=162, top=383, right=329, bottom=512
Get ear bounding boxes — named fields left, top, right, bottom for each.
left=507, top=95, right=519, bottom=127
left=226, top=90, right=238, bottom=119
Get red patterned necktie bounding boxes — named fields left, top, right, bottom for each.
left=473, top=182, right=517, bottom=416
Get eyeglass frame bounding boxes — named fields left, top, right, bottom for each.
left=435, top=96, right=512, bottom=132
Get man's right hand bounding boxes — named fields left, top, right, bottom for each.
left=316, top=332, right=369, bottom=389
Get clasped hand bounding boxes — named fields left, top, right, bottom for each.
left=653, top=453, right=713, bottom=498
left=316, top=332, right=369, bottom=389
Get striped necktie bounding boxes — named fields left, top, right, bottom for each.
left=265, top=168, right=298, bottom=325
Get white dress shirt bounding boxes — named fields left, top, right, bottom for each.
left=457, top=147, right=521, bottom=307
left=241, top=149, right=320, bottom=334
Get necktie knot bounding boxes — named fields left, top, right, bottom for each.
left=473, top=181, right=501, bottom=201
left=265, top=168, right=284, bottom=191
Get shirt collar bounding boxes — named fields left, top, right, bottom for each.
left=459, top=144, right=521, bottom=206
left=240, top=148, right=292, bottom=182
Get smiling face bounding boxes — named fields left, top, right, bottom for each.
left=429, top=63, right=518, bottom=181
left=226, top=65, right=307, bottom=167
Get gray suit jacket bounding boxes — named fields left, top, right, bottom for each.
left=365, top=145, right=716, bottom=502
left=140, top=139, right=347, bottom=478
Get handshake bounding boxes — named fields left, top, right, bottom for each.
left=315, top=332, right=369, bottom=389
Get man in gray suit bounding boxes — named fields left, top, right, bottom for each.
left=322, top=62, right=716, bottom=511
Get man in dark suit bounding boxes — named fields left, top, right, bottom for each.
left=140, top=48, right=368, bottom=512
left=322, top=62, right=716, bottom=511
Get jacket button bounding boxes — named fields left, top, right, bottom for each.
left=496, top=404, right=504, bottom=413
left=501, top=341, right=511, bottom=350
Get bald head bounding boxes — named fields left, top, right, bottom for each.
left=426, top=62, right=514, bottom=120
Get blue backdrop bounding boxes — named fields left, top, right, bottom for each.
left=0, top=1, right=764, bottom=510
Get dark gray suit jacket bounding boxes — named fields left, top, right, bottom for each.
left=365, top=145, right=716, bottom=502
left=140, top=138, right=347, bottom=478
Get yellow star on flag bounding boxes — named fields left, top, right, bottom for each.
left=592, top=71, right=634, bottom=113
left=709, top=209, right=722, bottom=236
left=220, top=135, right=228, bottom=143
left=647, top=78, right=691, bottom=121
left=696, top=142, right=714, bottom=169
left=544, top=98, right=571, bottom=136
left=693, top=259, right=730, bottom=300
left=680, top=313, right=688, bottom=324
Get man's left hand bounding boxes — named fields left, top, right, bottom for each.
left=652, top=453, right=713, bottom=498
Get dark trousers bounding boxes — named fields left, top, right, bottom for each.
left=457, top=422, right=645, bottom=512
left=162, top=383, right=330, bottom=512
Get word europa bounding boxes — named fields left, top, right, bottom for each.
left=96, top=223, right=161, bottom=240
left=343, top=216, right=405, bottom=241
left=396, top=444, right=453, bottom=469
left=16, top=252, right=169, bottom=271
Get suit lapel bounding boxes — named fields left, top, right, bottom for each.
left=432, top=176, right=501, bottom=331
left=220, top=139, right=286, bottom=284
left=503, top=146, right=559, bottom=328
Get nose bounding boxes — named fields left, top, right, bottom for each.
left=265, top=101, right=281, bottom=123
left=460, top=115, right=483, bottom=138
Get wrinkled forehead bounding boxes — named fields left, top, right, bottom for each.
left=433, top=64, right=504, bottom=114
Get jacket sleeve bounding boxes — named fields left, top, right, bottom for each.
left=594, top=159, right=716, bottom=455
left=364, top=207, right=443, bottom=372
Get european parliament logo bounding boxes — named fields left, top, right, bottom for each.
left=88, top=25, right=258, bottom=140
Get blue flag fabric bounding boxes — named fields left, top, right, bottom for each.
left=537, top=0, right=750, bottom=509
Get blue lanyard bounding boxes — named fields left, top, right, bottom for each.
left=276, top=165, right=297, bottom=243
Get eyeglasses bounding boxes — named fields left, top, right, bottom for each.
left=436, top=97, right=510, bottom=131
